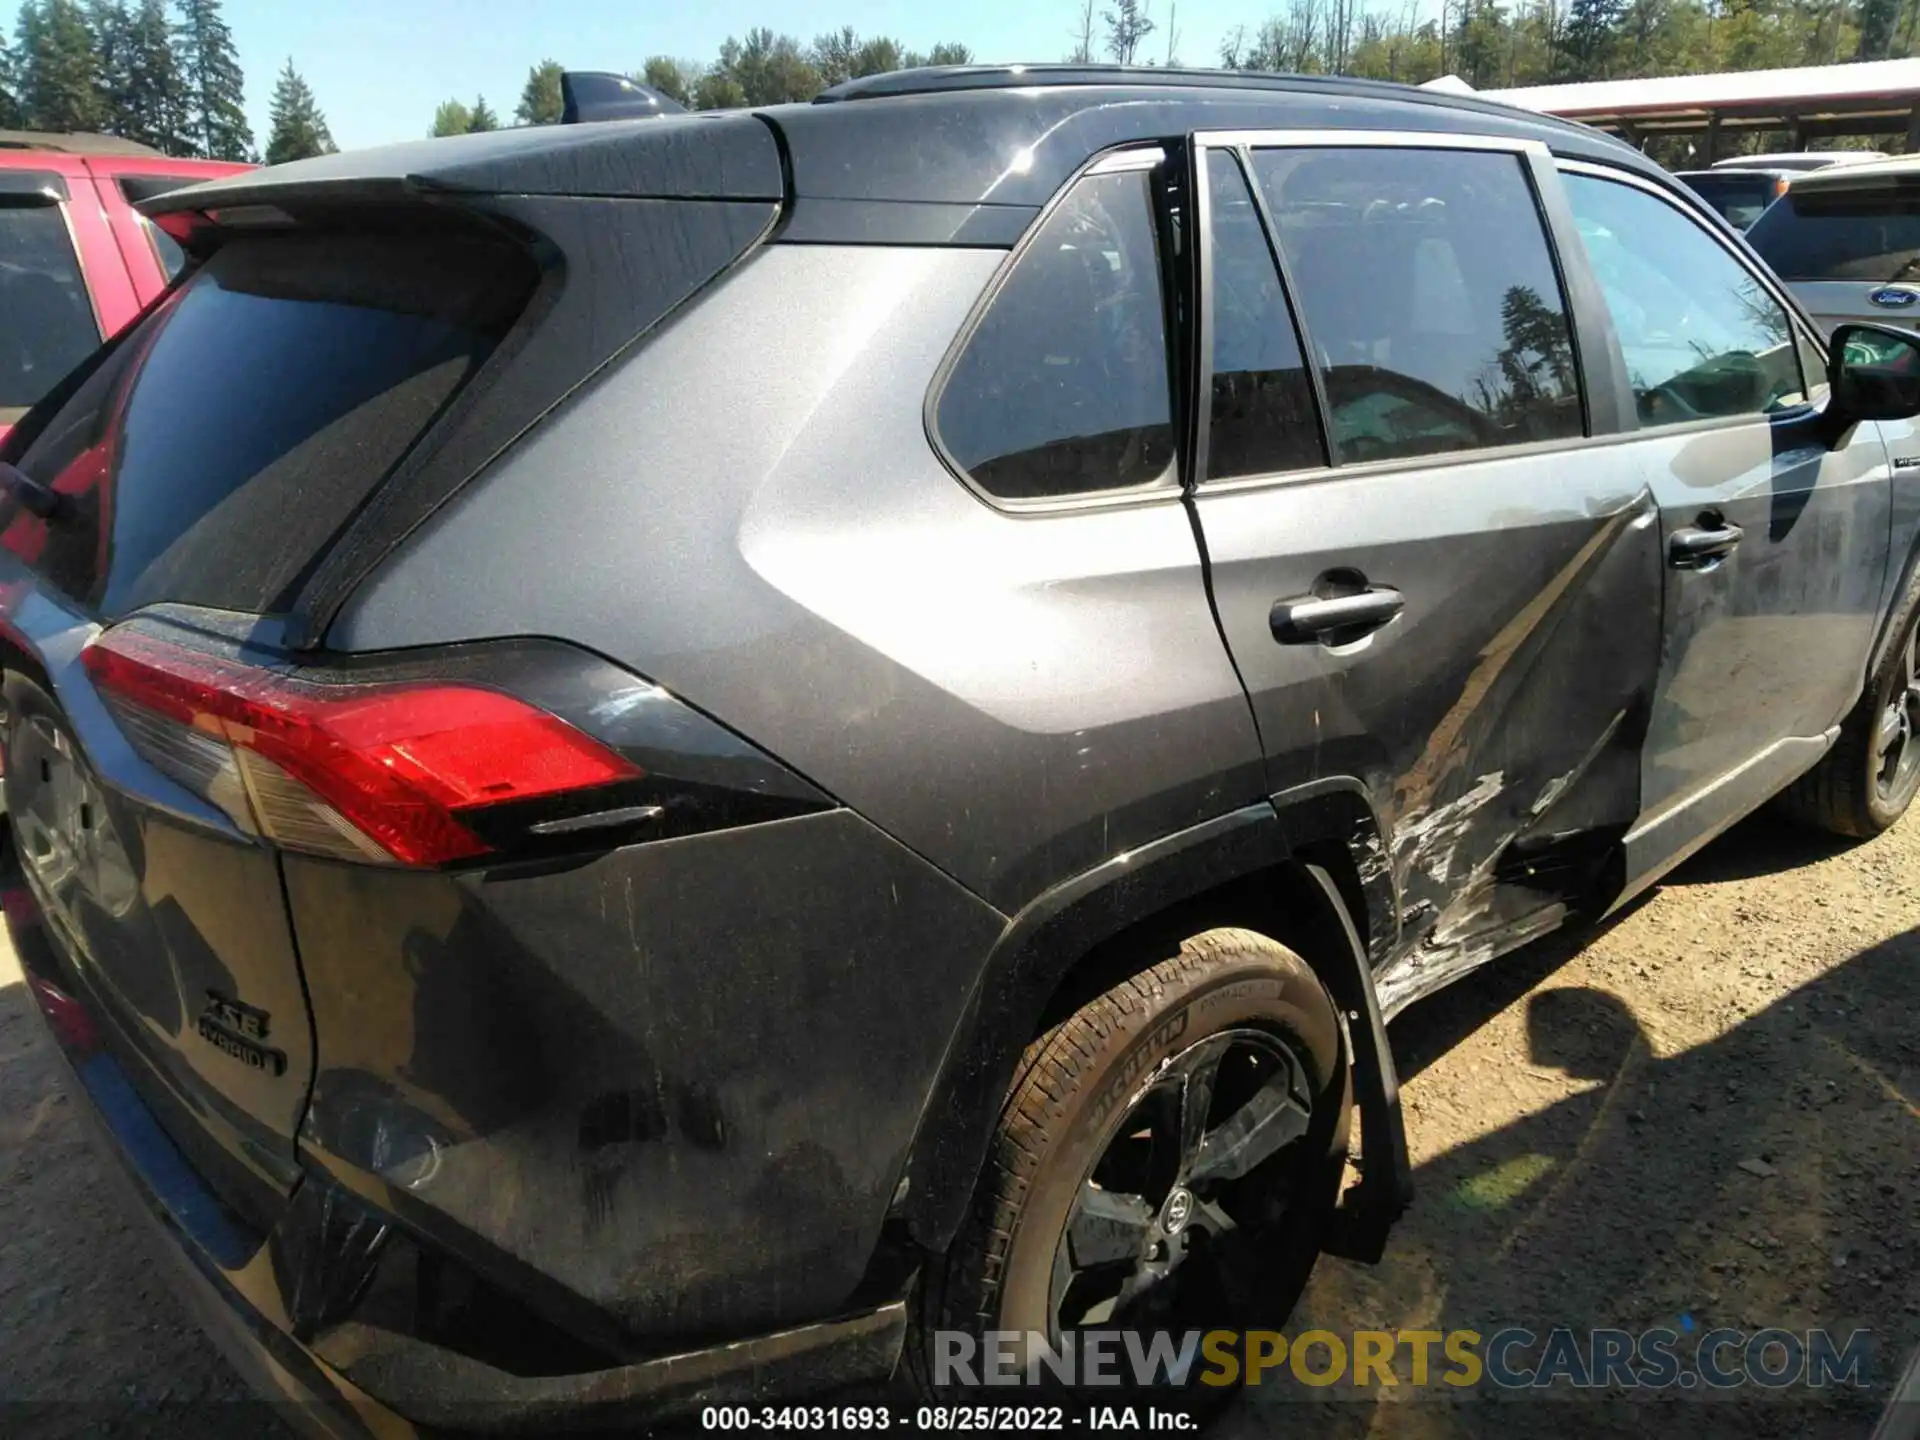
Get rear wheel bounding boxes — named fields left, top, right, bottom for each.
left=909, top=928, right=1348, bottom=1397
left=1780, top=577, right=1920, bottom=837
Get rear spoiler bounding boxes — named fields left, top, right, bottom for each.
left=561, top=72, right=687, bottom=123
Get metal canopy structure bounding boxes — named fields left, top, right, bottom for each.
left=1483, top=59, right=1920, bottom=157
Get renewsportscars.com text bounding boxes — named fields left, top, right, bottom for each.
left=932, top=1326, right=1875, bottom=1390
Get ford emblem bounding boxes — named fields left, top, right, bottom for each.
left=1869, top=286, right=1919, bottom=309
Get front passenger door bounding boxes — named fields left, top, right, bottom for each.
left=1556, top=167, right=1893, bottom=895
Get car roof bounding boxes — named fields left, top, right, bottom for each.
left=1675, top=167, right=1790, bottom=179
left=1781, top=151, right=1920, bottom=193
left=145, top=66, right=1667, bottom=227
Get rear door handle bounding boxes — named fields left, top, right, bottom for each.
left=1270, top=587, right=1405, bottom=644
left=1669, top=520, right=1743, bottom=569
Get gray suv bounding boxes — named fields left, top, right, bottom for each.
left=4, top=65, right=1920, bottom=1432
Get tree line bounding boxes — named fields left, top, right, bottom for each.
left=437, top=2, right=1920, bottom=155
left=0, top=0, right=335, bottom=164
left=431, top=29, right=975, bottom=134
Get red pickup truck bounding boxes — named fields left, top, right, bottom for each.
left=0, top=130, right=247, bottom=439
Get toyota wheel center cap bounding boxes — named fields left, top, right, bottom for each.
left=1162, top=1187, right=1194, bottom=1235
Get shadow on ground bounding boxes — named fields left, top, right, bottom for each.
left=1219, top=907, right=1920, bottom=1436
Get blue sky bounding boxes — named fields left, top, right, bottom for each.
left=228, top=0, right=1307, bottom=151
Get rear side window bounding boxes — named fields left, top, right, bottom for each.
left=1203, top=149, right=1324, bottom=480
left=935, top=164, right=1175, bottom=501
left=1248, top=146, right=1583, bottom=465
left=4, top=232, right=534, bottom=615
left=1748, top=184, right=1920, bottom=281
left=1564, top=173, right=1809, bottom=427
left=0, top=202, right=101, bottom=417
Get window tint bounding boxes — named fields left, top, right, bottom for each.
left=1747, top=185, right=1920, bottom=282
left=3, top=232, right=534, bottom=614
left=1676, top=172, right=1781, bottom=231
left=937, top=166, right=1174, bottom=500
left=145, top=220, right=187, bottom=281
left=1564, top=173, right=1809, bottom=427
left=1203, top=149, right=1324, bottom=480
left=0, top=203, right=101, bottom=416
left=1248, top=147, right=1581, bottom=465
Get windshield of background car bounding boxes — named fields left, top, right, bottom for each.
left=0, top=200, right=102, bottom=419
left=1678, top=173, right=1779, bottom=230
left=1747, top=183, right=1920, bottom=281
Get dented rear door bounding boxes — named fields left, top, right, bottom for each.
left=1189, top=131, right=1663, bottom=1011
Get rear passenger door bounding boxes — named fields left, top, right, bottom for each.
left=1189, top=131, right=1664, bottom=1013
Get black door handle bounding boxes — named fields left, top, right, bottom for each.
left=1271, top=587, right=1405, bottom=645
left=1669, top=520, right=1743, bottom=569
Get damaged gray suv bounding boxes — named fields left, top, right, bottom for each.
left=4, top=64, right=1920, bottom=1432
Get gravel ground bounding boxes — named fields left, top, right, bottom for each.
left=1, top=810, right=1915, bottom=1438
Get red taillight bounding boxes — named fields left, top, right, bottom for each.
left=82, top=629, right=642, bottom=867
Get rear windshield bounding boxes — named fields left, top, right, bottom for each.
left=2, top=230, right=534, bottom=616
left=1747, top=185, right=1920, bottom=281
left=0, top=202, right=101, bottom=418
left=1678, top=174, right=1778, bottom=229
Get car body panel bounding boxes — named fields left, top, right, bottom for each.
left=286, top=806, right=1005, bottom=1341
left=1621, top=409, right=1891, bottom=891
left=0, top=575, right=314, bottom=1211
left=330, top=244, right=1269, bottom=915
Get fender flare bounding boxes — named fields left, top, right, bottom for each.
left=897, top=784, right=1411, bottom=1257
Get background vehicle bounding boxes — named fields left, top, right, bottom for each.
left=1709, top=149, right=1887, bottom=171
left=2, top=67, right=1918, bottom=1433
left=1674, top=165, right=1795, bottom=228
left=0, top=132, right=247, bottom=441
left=1748, top=153, right=1920, bottom=336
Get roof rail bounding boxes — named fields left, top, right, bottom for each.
left=0, top=128, right=164, bottom=156
left=560, top=71, right=687, bottom=123
left=816, top=63, right=1370, bottom=103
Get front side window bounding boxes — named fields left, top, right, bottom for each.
left=1564, top=172, right=1809, bottom=427
left=935, top=165, right=1175, bottom=501
left=0, top=201, right=101, bottom=418
left=1248, top=146, right=1582, bottom=465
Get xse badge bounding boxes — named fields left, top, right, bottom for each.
left=196, top=991, right=288, bottom=1077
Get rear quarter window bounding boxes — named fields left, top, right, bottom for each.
left=2, top=231, right=536, bottom=616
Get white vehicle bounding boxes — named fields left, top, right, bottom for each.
left=1710, top=150, right=1887, bottom=172
left=1746, top=154, right=1920, bottom=334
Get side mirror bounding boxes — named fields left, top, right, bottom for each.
left=1828, top=321, right=1920, bottom=423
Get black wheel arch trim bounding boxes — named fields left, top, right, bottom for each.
left=898, top=786, right=1411, bottom=1259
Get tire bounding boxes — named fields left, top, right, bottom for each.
left=907, top=927, right=1349, bottom=1400
left=1779, top=572, right=1920, bottom=838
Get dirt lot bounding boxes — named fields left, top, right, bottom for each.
left=1, top=811, right=1916, bottom=1438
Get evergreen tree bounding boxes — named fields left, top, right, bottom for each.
left=514, top=58, right=562, bottom=124
left=429, top=97, right=469, bottom=136
left=0, top=21, right=21, bottom=127
left=121, top=0, right=187, bottom=153
left=923, top=41, right=974, bottom=64
left=466, top=93, right=497, bottom=130
left=18, top=0, right=102, bottom=132
left=86, top=1, right=131, bottom=134
left=263, top=56, right=331, bottom=163
left=175, top=0, right=250, bottom=160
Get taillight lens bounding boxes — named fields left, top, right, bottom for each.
left=82, top=629, right=641, bottom=866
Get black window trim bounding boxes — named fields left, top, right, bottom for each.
left=1556, top=157, right=1833, bottom=439
left=922, top=143, right=1190, bottom=516
left=1190, top=126, right=1608, bottom=497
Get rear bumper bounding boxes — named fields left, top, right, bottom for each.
left=25, top=959, right=908, bottom=1435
